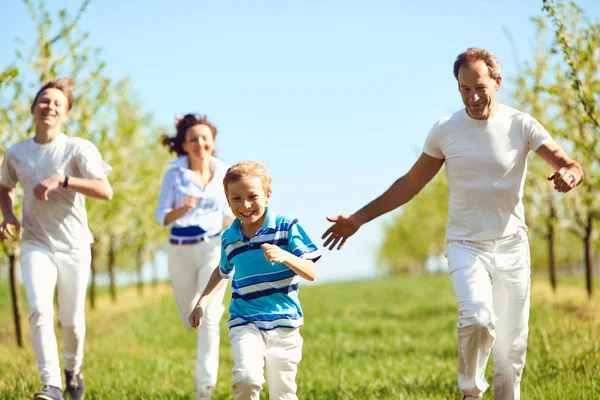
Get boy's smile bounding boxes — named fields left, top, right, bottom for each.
left=226, top=176, right=272, bottom=236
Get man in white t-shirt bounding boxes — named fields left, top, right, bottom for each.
left=322, top=48, right=583, bottom=400
left=0, top=78, right=112, bottom=400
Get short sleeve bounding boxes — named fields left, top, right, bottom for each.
left=422, top=121, right=445, bottom=160
left=524, top=114, right=552, bottom=151
left=219, top=236, right=235, bottom=279
left=288, top=219, right=321, bottom=262
left=0, top=150, right=18, bottom=188
left=74, top=139, right=111, bottom=179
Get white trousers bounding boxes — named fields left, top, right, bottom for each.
left=168, top=237, right=226, bottom=393
left=21, top=242, right=91, bottom=389
left=445, top=230, right=531, bottom=400
left=229, top=324, right=303, bottom=400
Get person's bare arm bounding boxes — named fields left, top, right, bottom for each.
left=535, top=140, right=583, bottom=193
left=189, top=267, right=227, bottom=328
left=34, top=175, right=113, bottom=201
left=163, top=196, right=198, bottom=225
left=0, top=185, right=20, bottom=240
left=322, top=152, right=445, bottom=250
left=261, top=243, right=317, bottom=281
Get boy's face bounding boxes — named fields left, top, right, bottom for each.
left=226, top=176, right=271, bottom=230
left=31, top=88, right=69, bottom=129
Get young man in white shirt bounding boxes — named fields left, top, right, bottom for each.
left=322, top=48, right=583, bottom=400
left=0, top=77, right=112, bottom=400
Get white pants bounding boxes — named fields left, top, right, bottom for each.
left=168, top=238, right=226, bottom=393
left=229, top=324, right=303, bottom=400
left=445, top=230, right=531, bottom=400
left=21, top=242, right=91, bottom=389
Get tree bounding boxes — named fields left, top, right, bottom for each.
left=543, top=0, right=600, bottom=297
left=378, top=172, right=448, bottom=275
left=511, top=17, right=577, bottom=290
left=85, top=77, right=169, bottom=302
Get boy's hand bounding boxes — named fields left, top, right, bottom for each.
left=34, top=175, right=63, bottom=201
left=261, top=243, right=290, bottom=264
left=189, top=305, right=204, bottom=329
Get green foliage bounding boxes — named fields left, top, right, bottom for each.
left=0, top=0, right=170, bottom=279
left=0, top=67, right=19, bottom=88
left=503, top=0, right=600, bottom=298
left=378, top=173, right=448, bottom=275
left=543, top=0, right=600, bottom=129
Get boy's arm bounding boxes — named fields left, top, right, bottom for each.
left=189, top=266, right=227, bottom=328
left=261, top=243, right=317, bottom=281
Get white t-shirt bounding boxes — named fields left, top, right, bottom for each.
left=0, top=133, right=111, bottom=251
left=423, top=104, right=552, bottom=241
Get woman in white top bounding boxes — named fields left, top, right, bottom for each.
left=156, top=113, right=233, bottom=400
left=0, top=78, right=112, bottom=400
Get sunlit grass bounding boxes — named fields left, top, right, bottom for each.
left=0, top=275, right=598, bottom=399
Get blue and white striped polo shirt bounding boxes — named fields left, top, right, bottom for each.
left=219, top=208, right=321, bottom=330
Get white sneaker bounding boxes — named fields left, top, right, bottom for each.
left=197, top=387, right=212, bottom=400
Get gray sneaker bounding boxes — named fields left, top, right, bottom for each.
left=197, top=386, right=212, bottom=400
left=64, top=370, right=85, bottom=400
left=33, top=385, right=63, bottom=400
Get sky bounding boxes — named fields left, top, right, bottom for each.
left=1, top=0, right=599, bottom=283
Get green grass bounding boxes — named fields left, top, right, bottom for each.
left=0, top=276, right=598, bottom=399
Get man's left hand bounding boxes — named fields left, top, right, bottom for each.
left=547, top=167, right=580, bottom=193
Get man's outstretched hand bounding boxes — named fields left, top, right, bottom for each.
left=322, top=214, right=360, bottom=251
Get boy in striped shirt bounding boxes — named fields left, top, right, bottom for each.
left=189, top=160, right=320, bottom=400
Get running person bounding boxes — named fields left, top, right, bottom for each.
left=156, top=113, right=233, bottom=400
left=0, top=77, right=113, bottom=400
left=322, top=48, right=583, bottom=400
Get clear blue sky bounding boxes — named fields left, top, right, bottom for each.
left=2, top=0, right=599, bottom=282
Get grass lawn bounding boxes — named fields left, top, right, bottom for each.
left=0, top=275, right=598, bottom=399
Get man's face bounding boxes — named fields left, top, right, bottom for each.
left=457, top=60, right=501, bottom=120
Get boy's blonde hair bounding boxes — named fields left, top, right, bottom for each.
left=223, top=160, right=272, bottom=196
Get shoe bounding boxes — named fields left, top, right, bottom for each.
left=197, top=386, right=212, bottom=400
left=33, top=385, right=63, bottom=400
left=64, top=370, right=85, bottom=400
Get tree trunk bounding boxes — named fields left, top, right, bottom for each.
left=90, top=243, right=98, bottom=309
left=584, top=215, right=594, bottom=298
left=108, top=235, right=117, bottom=303
left=9, top=251, right=23, bottom=347
left=136, top=244, right=144, bottom=296
left=548, top=202, right=557, bottom=291
left=152, top=257, right=159, bottom=287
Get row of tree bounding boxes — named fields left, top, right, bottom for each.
left=379, top=0, right=599, bottom=298
left=0, top=0, right=172, bottom=346
left=1, top=0, right=598, bottom=348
